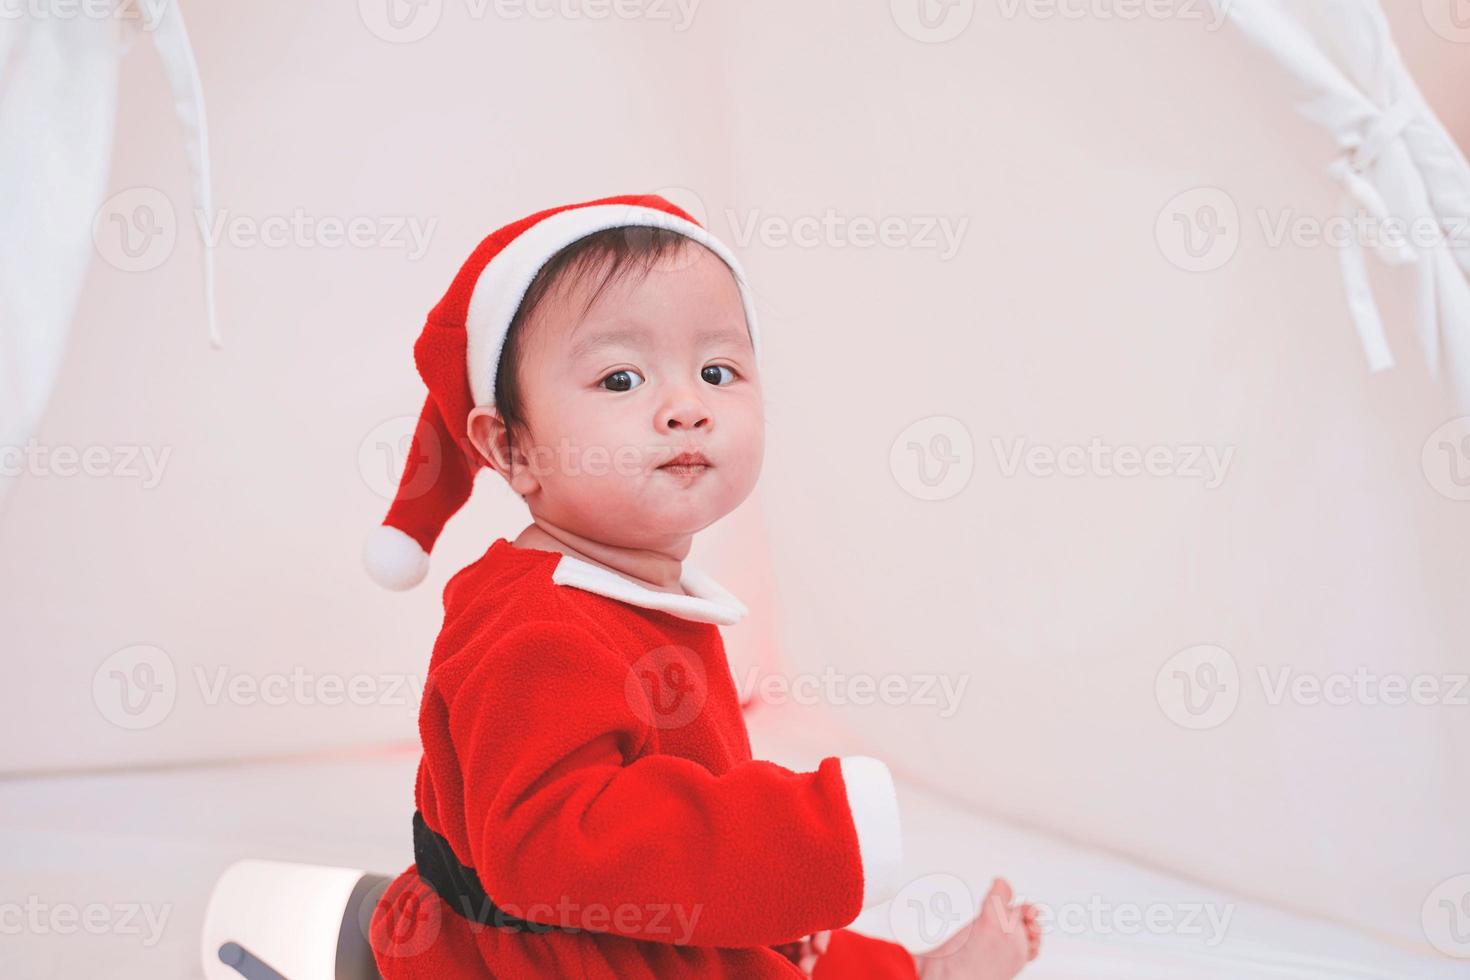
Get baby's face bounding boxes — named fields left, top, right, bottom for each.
left=496, top=242, right=763, bottom=550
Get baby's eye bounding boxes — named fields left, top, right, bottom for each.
left=701, top=365, right=737, bottom=386
left=600, top=369, right=644, bottom=392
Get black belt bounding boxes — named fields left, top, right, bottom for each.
left=412, top=809, right=581, bottom=933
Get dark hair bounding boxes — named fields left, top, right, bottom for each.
left=492, top=226, right=707, bottom=472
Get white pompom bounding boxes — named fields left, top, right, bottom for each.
left=363, top=525, right=430, bottom=591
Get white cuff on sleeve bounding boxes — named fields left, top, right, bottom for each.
left=838, top=755, right=905, bottom=909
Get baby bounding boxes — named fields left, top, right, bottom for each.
left=364, top=194, right=1042, bottom=978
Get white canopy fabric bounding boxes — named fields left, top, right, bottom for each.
left=1210, top=0, right=1470, bottom=407
left=0, top=0, right=215, bottom=506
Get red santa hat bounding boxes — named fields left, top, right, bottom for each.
left=363, top=193, right=763, bottom=591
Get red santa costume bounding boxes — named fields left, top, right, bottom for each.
left=364, top=194, right=919, bottom=979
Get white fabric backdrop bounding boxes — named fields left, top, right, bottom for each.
left=1208, top=0, right=1470, bottom=405
left=1, top=0, right=1466, bottom=959
left=0, top=1, right=214, bottom=505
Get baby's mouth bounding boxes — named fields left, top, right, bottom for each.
left=658, top=451, right=712, bottom=476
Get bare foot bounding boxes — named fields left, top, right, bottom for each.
left=914, top=878, right=1042, bottom=980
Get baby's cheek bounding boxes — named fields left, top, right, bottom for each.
left=723, top=434, right=765, bottom=498
left=551, top=431, right=653, bottom=481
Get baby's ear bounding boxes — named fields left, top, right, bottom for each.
left=467, top=407, right=539, bottom=495
left=465, top=406, right=507, bottom=471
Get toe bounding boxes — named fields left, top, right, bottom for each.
left=982, top=877, right=1014, bottom=915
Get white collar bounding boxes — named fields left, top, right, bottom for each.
left=550, top=553, right=749, bottom=626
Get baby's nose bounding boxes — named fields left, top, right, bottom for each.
left=665, top=412, right=709, bottom=430
left=662, top=398, right=711, bottom=430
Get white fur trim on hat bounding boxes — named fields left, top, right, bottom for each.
left=363, top=525, right=431, bottom=591
left=464, top=204, right=762, bottom=409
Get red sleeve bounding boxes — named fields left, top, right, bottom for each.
left=445, top=619, right=905, bottom=948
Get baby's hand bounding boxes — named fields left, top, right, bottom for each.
left=772, top=930, right=831, bottom=975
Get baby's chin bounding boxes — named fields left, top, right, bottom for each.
left=630, top=493, right=732, bottom=538
left=566, top=483, right=735, bottom=541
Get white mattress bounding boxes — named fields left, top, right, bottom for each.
left=2, top=702, right=1457, bottom=979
